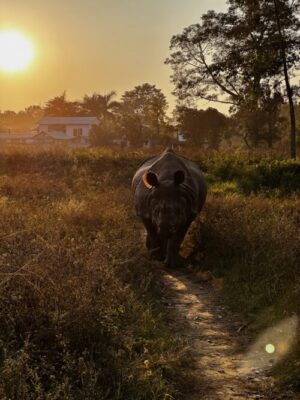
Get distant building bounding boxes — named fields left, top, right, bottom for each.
left=176, top=132, right=187, bottom=144
left=37, top=116, right=98, bottom=146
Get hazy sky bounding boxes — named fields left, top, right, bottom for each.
left=0, top=0, right=228, bottom=113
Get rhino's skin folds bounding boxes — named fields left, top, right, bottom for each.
left=132, top=148, right=207, bottom=268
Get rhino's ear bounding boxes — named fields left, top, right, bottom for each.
left=174, top=170, right=185, bottom=186
left=142, top=171, right=159, bottom=189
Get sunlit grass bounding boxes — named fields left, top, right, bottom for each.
left=0, top=146, right=299, bottom=396
left=0, top=148, right=184, bottom=399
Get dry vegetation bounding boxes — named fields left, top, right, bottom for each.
left=0, top=147, right=186, bottom=399
left=0, top=146, right=299, bottom=398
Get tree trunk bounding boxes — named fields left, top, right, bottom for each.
left=273, top=0, right=297, bottom=158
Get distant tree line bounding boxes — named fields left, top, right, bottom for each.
left=0, top=85, right=173, bottom=146
left=1, top=83, right=298, bottom=150
left=0, top=83, right=231, bottom=148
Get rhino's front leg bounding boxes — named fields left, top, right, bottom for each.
left=142, top=218, right=164, bottom=260
left=165, top=237, right=183, bottom=268
left=164, top=224, right=190, bottom=268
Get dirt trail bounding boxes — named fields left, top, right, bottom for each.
left=162, top=271, right=291, bottom=400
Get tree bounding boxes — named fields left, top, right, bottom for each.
left=176, top=106, right=229, bottom=149
left=233, top=81, right=286, bottom=147
left=89, top=119, right=119, bottom=146
left=273, top=0, right=299, bottom=157
left=0, top=105, right=43, bottom=132
left=166, top=0, right=299, bottom=154
left=82, top=91, right=119, bottom=120
left=120, top=84, right=168, bottom=144
left=44, top=92, right=80, bottom=116
left=82, top=91, right=121, bottom=145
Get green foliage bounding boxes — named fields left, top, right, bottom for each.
left=238, top=159, right=300, bottom=195
left=193, top=151, right=300, bottom=196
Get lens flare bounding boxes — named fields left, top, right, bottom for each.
left=239, top=316, right=298, bottom=374
left=0, top=30, right=34, bottom=73
left=265, top=344, right=275, bottom=354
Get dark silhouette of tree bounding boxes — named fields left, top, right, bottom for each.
left=166, top=0, right=299, bottom=154
left=273, top=0, right=299, bottom=157
left=44, top=92, right=81, bottom=116
left=82, top=92, right=121, bottom=145
left=82, top=91, right=119, bottom=120
left=176, top=106, right=229, bottom=149
left=233, top=81, right=286, bottom=148
left=0, top=105, right=43, bottom=132
left=120, top=84, right=168, bottom=144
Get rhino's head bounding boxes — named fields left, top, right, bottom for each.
left=143, top=170, right=189, bottom=237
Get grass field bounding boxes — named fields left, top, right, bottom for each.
left=0, top=146, right=299, bottom=398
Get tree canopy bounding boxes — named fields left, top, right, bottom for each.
left=44, top=92, right=81, bottom=117
left=166, top=0, right=299, bottom=106
left=166, top=0, right=299, bottom=153
left=120, top=83, right=168, bottom=144
left=82, top=91, right=119, bottom=120
left=176, top=106, right=229, bottom=149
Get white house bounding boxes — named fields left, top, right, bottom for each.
left=176, top=132, right=187, bottom=144
left=37, top=116, right=98, bottom=146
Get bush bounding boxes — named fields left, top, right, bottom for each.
left=239, top=159, right=300, bottom=195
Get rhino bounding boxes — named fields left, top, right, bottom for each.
left=132, top=148, right=207, bottom=268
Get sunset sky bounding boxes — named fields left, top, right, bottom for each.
left=0, top=0, right=228, bottom=113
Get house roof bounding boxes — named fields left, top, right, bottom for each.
left=39, top=116, right=98, bottom=125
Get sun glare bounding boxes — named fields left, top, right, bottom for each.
left=0, top=30, right=34, bottom=73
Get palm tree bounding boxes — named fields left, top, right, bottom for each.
left=82, top=91, right=119, bottom=121
left=44, top=92, right=80, bottom=116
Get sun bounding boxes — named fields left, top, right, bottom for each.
left=0, top=30, right=34, bottom=73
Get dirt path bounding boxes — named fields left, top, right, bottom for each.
left=162, top=271, right=293, bottom=400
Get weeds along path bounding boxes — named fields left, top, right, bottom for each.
left=162, top=271, right=288, bottom=400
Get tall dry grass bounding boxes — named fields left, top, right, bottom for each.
left=189, top=193, right=300, bottom=390
left=0, top=145, right=299, bottom=396
left=0, top=147, right=186, bottom=399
